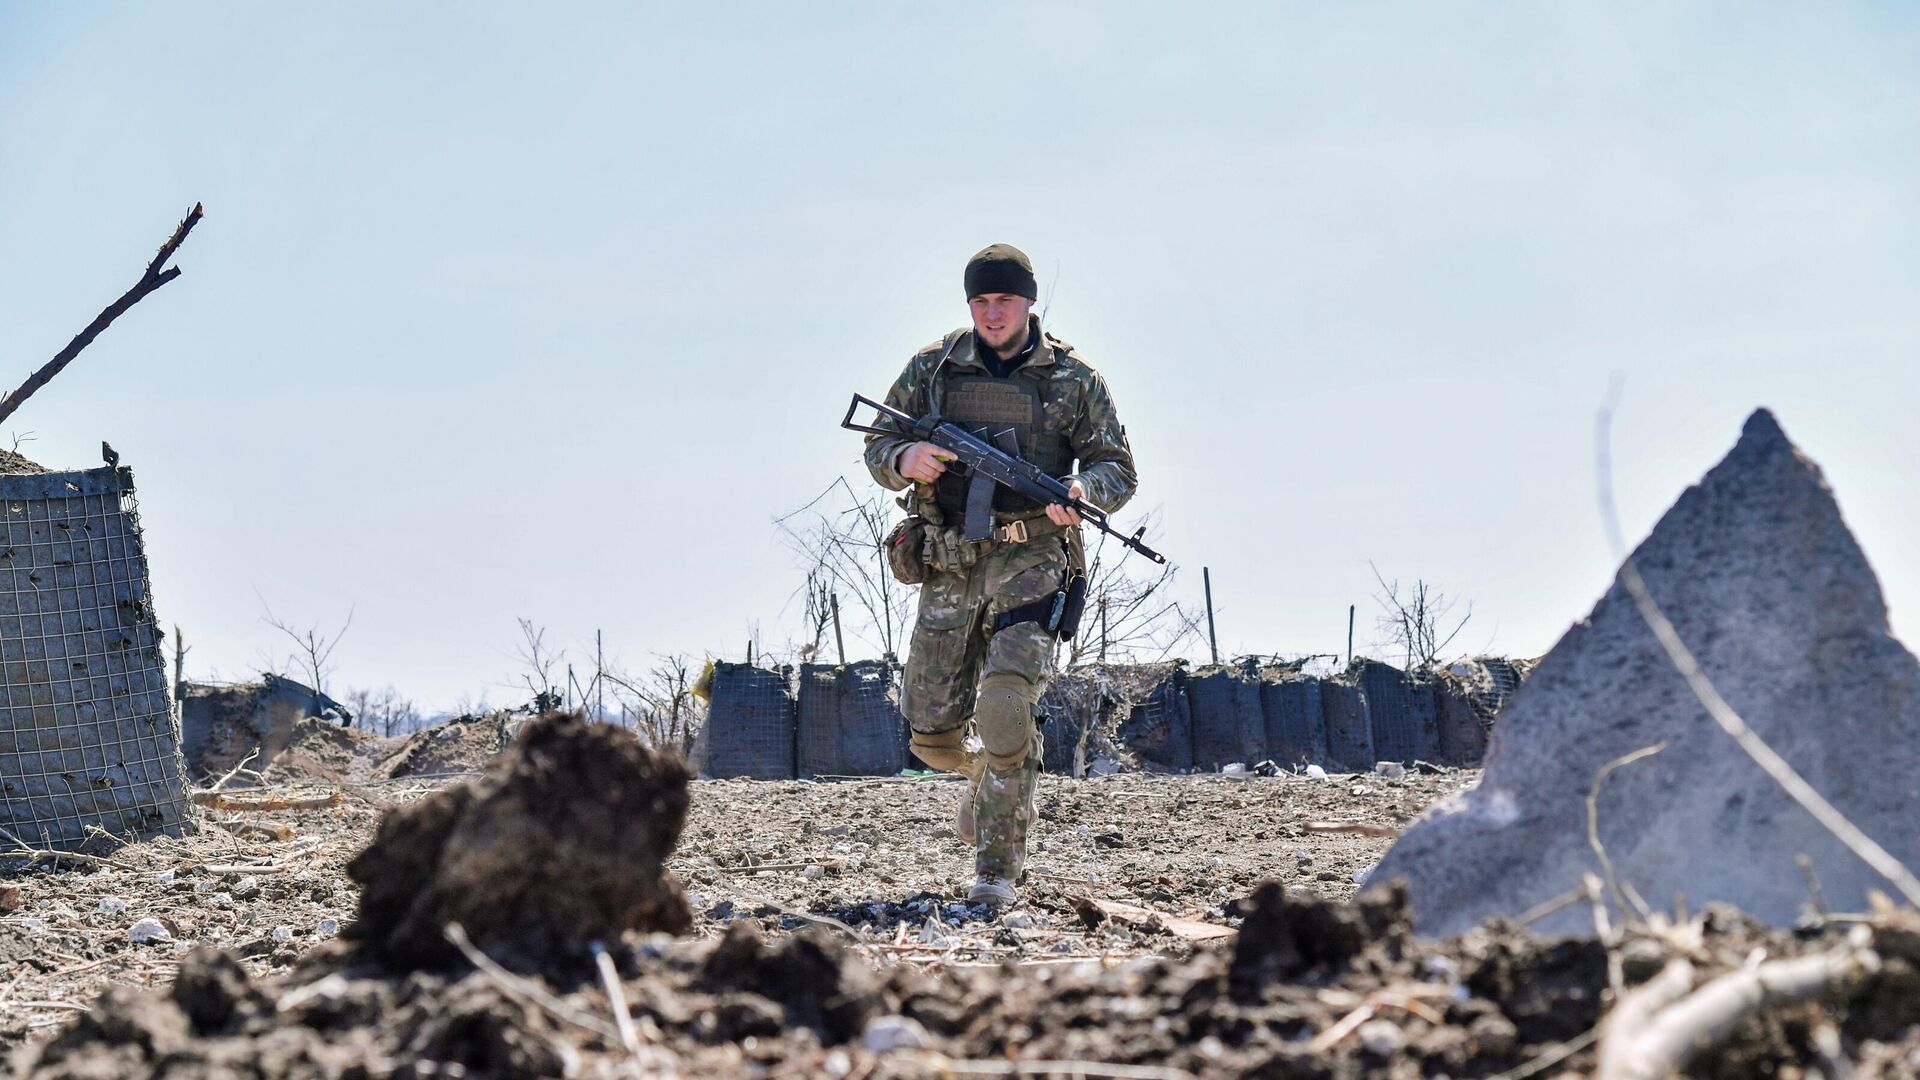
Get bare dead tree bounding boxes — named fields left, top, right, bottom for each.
left=1368, top=563, right=1471, bottom=672
left=341, top=686, right=419, bottom=737
left=2, top=204, right=204, bottom=426
left=514, top=618, right=563, bottom=709
left=797, top=572, right=836, bottom=663
left=261, top=604, right=354, bottom=712
left=605, top=655, right=706, bottom=755
left=776, top=479, right=915, bottom=662
left=1066, top=512, right=1202, bottom=667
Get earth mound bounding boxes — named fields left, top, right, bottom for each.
left=372, top=713, right=520, bottom=779
left=344, top=710, right=693, bottom=970
left=20, top=890, right=1920, bottom=1078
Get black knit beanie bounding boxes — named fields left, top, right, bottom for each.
left=964, top=244, right=1038, bottom=300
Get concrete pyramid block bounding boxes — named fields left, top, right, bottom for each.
left=1372, top=409, right=1920, bottom=936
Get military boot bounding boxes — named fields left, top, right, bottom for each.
left=967, top=735, right=1042, bottom=906
left=953, top=759, right=985, bottom=846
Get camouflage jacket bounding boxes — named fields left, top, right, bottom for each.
left=863, top=322, right=1138, bottom=515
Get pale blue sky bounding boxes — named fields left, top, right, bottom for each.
left=3, top=4, right=1916, bottom=713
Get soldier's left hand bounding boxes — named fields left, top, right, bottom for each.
left=1045, top=480, right=1086, bottom=527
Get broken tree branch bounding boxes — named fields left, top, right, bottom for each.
left=189, top=791, right=343, bottom=812
left=1596, top=935, right=1878, bottom=1080
left=1595, top=388, right=1920, bottom=910
left=0, top=203, right=204, bottom=427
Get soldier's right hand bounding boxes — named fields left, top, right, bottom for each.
left=899, top=442, right=955, bottom=483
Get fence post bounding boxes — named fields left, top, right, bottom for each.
left=1099, top=596, right=1109, bottom=663
left=1203, top=566, right=1220, bottom=664
left=1347, top=604, right=1355, bottom=665
left=831, top=591, right=846, bottom=665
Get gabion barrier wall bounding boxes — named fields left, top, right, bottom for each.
left=704, top=662, right=795, bottom=779
left=1319, top=681, right=1376, bottom=772
left=1116, top=665, right=1193, bottom=772
left=0, top=466, right=187, bottom=851
left=1259, top=673, right=1325, bottom=766
left=1355, top=659, right=1439, bottom=764
left=704, top=656, right=1533, bottom=778
left=796, top=661, right=905, bottom=777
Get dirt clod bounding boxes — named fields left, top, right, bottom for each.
left=344, top=710, right=692, bottom=971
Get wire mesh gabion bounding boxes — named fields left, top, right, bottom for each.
left=0, top=466, right=188, bottom=852
left=1356, top=659, right=1439, bottom=765
left=704, top=662, right=796, bottom=780
left=796, top=660, right=904, bottom=778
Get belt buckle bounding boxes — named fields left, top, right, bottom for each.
left=1002, top=519, right=1029, bottom=544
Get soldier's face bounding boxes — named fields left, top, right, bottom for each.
left=969, top=293, right=1033, bottom=352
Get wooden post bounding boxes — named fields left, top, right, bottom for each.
left=171, top=623, right=188, bottom=725
left=1347, top=604, right=1356, bottom=665
left=1203, top=567, right=1220, bottom=665
left=1099, top=596, right=1109, bottom=663
left=831, top=591, right=846, bottom=665
left=595, top=630, right=605, bottom=722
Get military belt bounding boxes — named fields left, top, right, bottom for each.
left=989, top=515, right=1067, bottom=545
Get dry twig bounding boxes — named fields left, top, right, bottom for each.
left=190, top=791, right=344, bottom=812
left=443, top=923, right=621, bottom=1043
left=934, top=1059, right=1198, bottom=1080
left=1587, top=742, right=1667, bottom=923
left=1596, top=935, right=1877, bottom=1080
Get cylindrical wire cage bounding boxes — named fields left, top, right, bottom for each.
left=0, top=466, right=188, bottom=851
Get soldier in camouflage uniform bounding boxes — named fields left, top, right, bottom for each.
left=864, top=244, right=1138, bottom=904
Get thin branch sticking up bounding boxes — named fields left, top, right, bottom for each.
left=0, top=203, right=204, bottom=427
left=1595, top=387, right=1920, bottom=909
left=1588, top=741, right=1668, bottom=923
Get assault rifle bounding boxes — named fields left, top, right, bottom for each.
left=842, top=394, right=1167, bottom=565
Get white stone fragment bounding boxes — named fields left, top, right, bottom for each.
left=128, top=918, right=171, bottom=944
left=97, top=896, right=127, bottom=916
left=861, top=1015, right=931, bottom=1054
left=1358, top=1019, right=1405, bottom=1056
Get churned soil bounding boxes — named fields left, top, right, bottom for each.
left=0, top=449, right=47, bottom=475
left=7, top=722, right=1920, bottom=1078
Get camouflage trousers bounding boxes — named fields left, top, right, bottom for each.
left=904, top=527, right=1069, bottom=881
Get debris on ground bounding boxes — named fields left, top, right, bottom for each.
left=16, top=876, right=1920, bottom=1078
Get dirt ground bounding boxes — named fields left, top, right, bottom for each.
left=676, top=768, right=1460, bottom=964
left=5, top=722, right=1919, bottom=1079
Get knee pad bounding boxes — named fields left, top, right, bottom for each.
left=910, top=727, right=973, bottom=775
left=975, top=672, right=1037, bottom=769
